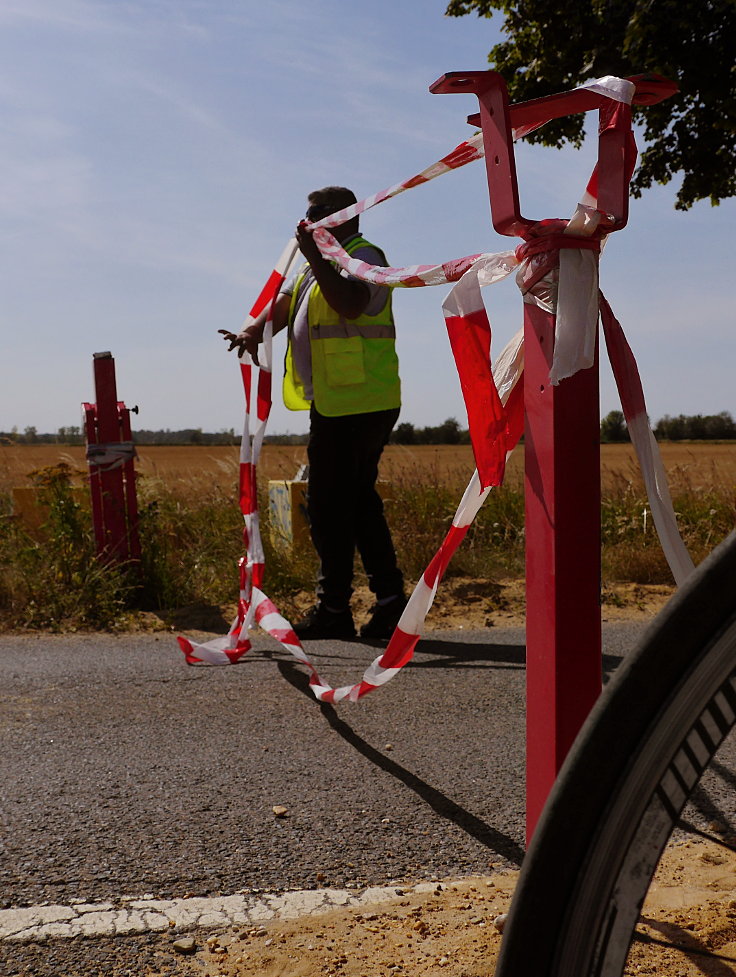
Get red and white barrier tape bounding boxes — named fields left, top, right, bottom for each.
left=177, top=251, right=525, bottom=689
left=600, top=294, right=694, bottom=585
left=178, top=74, right=694, bottom=695
left=178, top=238, right=300, bottom=667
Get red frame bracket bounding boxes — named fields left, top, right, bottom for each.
left=430, top=71, right=677, bottom=236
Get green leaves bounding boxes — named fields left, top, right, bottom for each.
left=445, top=0, right=736, bottom=208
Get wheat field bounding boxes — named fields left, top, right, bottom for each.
left=2, top=441, right=736, bottom=496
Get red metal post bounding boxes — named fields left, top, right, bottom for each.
left=431, top=71, right=677, bottom=841
left=523, top=304, right=601, bottom=836
left=83, top=352, right=140, bottom=563
left=83, top=401, right=106, bottom=555
left=118, top=398, right=142, bottom=562
left=93, top=353, right=128, bottom=560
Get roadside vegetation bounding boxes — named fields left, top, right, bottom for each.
left=0, top=450, right=734, bottom=632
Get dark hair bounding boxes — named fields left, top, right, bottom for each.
left=307, top=186, right=357, bottom=211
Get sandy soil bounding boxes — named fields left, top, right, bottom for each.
left=160, top=575, right=676, bottom=638
left=184, top=837, right=736, bottom=977
left=391, top=575, right=677, bottom=630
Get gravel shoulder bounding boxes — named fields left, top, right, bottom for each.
left=193, top=836, right=736, bottom=977
left=4, top=837, right=734, bottom=977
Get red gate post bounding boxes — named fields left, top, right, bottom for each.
left=431, top=71, right=677, bottom=840
left=82, top=351, right=140, bottom=563
left=82, top=398, right=106, bottom=558
left=117, top=392, right=142, bottom=562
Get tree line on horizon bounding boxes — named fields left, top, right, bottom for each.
left=3, top=411, right=736, bottom=447
left=600, top=410, right=736, bottom=443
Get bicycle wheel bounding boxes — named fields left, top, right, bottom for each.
left=495, top=529, right=736, bottom=977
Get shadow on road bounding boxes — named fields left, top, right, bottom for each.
left=277, top=658, right=526, bottom=867
left=405, top=638, right=526, bottom=670
left=359, top=637, right=622, bottom=677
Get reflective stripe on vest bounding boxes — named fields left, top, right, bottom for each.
left=283, top=235, right=401, bottom=416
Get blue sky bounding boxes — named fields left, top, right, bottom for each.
left=2, top=0, right=733, bottom=437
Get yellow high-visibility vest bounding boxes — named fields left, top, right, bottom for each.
left=283, top=235, right=400, bottom=416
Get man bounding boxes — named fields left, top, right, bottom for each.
left=221, top=187, right=406, bottom=640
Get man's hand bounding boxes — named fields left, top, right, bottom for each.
left=295, top=220, right=323, bottom=266
left=218, top=325, right=262, bottom=362
left=219, top=294, right=290, bottom=360
left=296, top=219, right=370, bottom=319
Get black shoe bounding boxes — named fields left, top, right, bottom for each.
left=293, top=604, right=356, bottom=641
left=360, top=595, right=408, bottom=639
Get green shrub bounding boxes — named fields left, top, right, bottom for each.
left=0, top=464, right=130, bottom=629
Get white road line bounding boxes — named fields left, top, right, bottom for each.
left=1, top=881, right=442, bottom=942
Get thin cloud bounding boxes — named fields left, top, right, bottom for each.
left=0, top=0, right=135, bottom=33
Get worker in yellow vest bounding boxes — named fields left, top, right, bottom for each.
left=221, top=187, right=406, bottom=640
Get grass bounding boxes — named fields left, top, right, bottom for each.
left=383, top=464, right=526, bottom=582
left=0, top=464, right=132, bottom=630
left=601, top=461, right=736, bottom=584
left=0, top=457, right=733, bottom=631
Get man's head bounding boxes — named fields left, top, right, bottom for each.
left=306, top=186, right=359, bottom=239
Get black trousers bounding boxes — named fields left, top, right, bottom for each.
left=307, top=405, right=404, bottom=609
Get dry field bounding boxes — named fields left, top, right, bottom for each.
left=3, top=441, right=736, bottom=496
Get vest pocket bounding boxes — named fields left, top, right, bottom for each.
left=322, top=336, right=365, bottom=387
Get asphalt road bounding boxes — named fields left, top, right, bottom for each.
left=2, top=624, right=734, bottom=913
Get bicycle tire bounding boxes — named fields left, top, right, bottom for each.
left=494, top=529, right=736, bottom=977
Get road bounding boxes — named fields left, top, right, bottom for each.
left=1, top=625, right=734, bottom=974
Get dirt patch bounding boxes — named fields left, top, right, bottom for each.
left=186, top=837, right=736, bottom=977
left=147, top=577, right=676, bottom=637
left=423, top=577, right=676, bottom=629
left=194, top=874, right=515, bottom=977
left=625, top=836, right=736, bottom=975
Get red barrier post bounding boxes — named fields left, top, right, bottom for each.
left=117, top=395, right=142, bottom=562
left=522, top=303, right=602, bottom=838
left=83, top=351, right=140, bottom=564
left=82, top=400, right=106, bottom=557
left=431, top=71, right=677, bottom=840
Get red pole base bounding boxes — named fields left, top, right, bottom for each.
left=524, top=302, right=602, bottom=842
